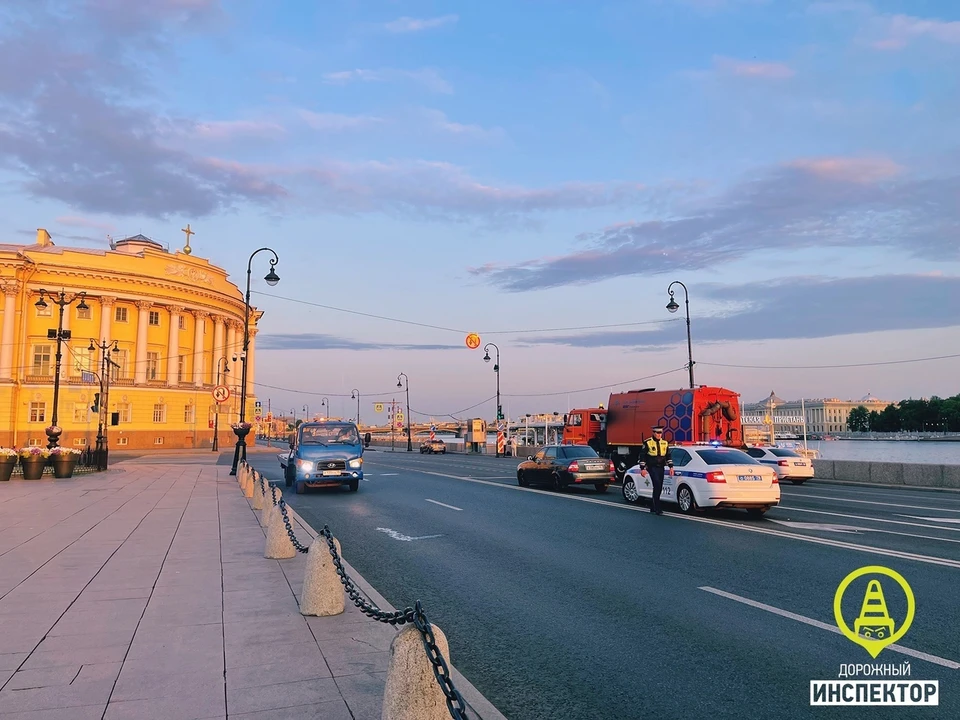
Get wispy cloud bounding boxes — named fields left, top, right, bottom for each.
left=420, top=109, right=504, bottom=141
left=384, top=15, right=458, bottom=34
left=322, top=68, right=452, bottom=94
left=189, top=119, right=286, bottom=140
left=871, top=13, right=960, bottom=50
left=298, top=110, right=384, bottom=131
left=713, top=55, right=795, bottom=79
left=258, top=333, right=461, bottom=351
left=55, top=216, right=116, bottom=232
left=470, top=155, right=959, bottom=291
left=516, top=275, right=960, bottom=348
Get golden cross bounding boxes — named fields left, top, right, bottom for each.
left=181, top=224, right=195, bottom=255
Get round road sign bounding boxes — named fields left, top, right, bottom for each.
left=212, top=385, right=231, bottom=403
left=465, top=333, right=481, bottom=349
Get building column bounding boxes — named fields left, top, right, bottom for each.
left=192, top=310, right=208, bottom=387
left=134, top=300, right=152, bottom=385
left=0, top=282, right=19, bottom=381
left=213, top=316, right=225, bottom=385
left=99, top=296, right=115, bottom=346
left=166, top=305, right=183, bottom=386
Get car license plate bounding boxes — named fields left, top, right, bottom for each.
left=585, top=463, right=605, bottom=471
left=794, top=462, right=805, bottom=466
left=738, top=475, right=761, bottom=482
left=322, top=470, right=341, bottom=476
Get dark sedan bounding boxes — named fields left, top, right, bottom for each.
left=419, top=439, right=447, bottom=454
left=516, top=444, right=614, bottom=492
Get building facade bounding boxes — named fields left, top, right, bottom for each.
left=741, top=392, right=890, bottom=442
left=0, top=229, right=261, bottom=450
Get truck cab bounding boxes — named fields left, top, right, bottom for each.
left=280, top=421, right=366, bottom=494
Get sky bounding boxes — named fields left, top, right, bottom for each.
left=1, top=0, right=958, bottom=423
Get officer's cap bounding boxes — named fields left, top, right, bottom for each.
left=652, top=426, right=664, bottom=432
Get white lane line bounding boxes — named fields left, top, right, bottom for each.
left=426, top=499, right=463, bottom=511
left=788, top=493, right=960, bottom=513
left=698, top=586, right=960, bottom=671
left=785, top=485, right=960, bottom=503
left=768, top=518, right=960, bottom=545
left=380, top=473, right=399, bottom=476
left=384, top=466, right=960, bottom=569
left=376, top=527, right=443, bottom=542
left=898, top=516, right=960, bottom=524
left=779, top=505, right=960, bottom=534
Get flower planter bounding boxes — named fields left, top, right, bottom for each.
left=232, top=425, right=252, bottom=440
left=0, top=458, right=15, bottom=482
left=51, top=455, right=78, bottom=479
left=20, top=457, right=47, bottom=480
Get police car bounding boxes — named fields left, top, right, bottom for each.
left=622, top=444, right=780, bottom=517
left=744, top=446, right=814, bottom=485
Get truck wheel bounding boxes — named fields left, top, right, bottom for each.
left=348, top=479, right=359, bottom=492
left=295, top=481, right=305, bottom=495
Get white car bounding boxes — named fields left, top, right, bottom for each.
left=621, top=445, right=780, bottom=517
left=744, top=446, right=814, bottom=485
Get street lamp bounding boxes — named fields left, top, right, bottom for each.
left=36, top=289, right=89, bottom=448
left=88, top=338, right=118, bottom=470
left=212, top=357, right=229, bottom=451
left=483, top=343, right=502, bottom=456
left=666, top=280, right=695, bottom=389
left=230, top=248, right=279, bottom=475
left=351, top=389, right=360, bottom=427
left=397, top=373, right=412, bottom=451
left=303, top=404, right=309, bottom=422
left=320, top=397, right=328, bottom=419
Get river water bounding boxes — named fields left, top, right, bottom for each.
left=777, top=440, right=960, bottom=466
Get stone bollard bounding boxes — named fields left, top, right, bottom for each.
left=263, top=502, right=296, bottom=559
left=251, top=472, right=264, bottom=511
left=382, top=623, right=453, bottom=720
left=300, top=537, right=344, bottom=617
left=242, top=466, right=254, bottom=498
left=238, top=461, right=246, bottom=485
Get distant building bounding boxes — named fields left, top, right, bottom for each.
left=0, top=228, right=263, bottom=449
left=741, top=391, right=891, bottom=441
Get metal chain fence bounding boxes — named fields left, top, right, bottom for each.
left=251, top=465, right=469, bottom=719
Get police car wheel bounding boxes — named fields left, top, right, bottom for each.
left=622, top=477, right=640, bottom=505
left=677, top=485, right=696, bottom=514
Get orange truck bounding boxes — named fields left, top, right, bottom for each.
left=561, top=386, right=743, bottom=480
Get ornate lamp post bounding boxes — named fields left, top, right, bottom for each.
left=397, top=373, right=412, bottom=451
left=35, top=289, right=89, bottom=448
left=230, top=249, right=279, bottom=475
left=482, top=343, right=502, bottom=456
left=320, top=397, right=328, bottom=419
left=303, top=404, right=309, bottom=422
left=351, top=389, right=360, bottom=426
left=88, top=338, right=118, bottom=470
left=212, top=357, right=229, bottom=451
left=666, top=281, right=695, bottom=389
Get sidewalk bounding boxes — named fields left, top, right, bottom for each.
left=0, top=458, right=504, bottom=719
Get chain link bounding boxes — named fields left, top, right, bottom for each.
left=266, top=483, right=309, bottom=554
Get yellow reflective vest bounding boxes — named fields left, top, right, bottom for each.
left=641, top=438, right=672, bottom=467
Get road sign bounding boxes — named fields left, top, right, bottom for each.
left=255, top=414, right=262, bottom=422
left=212, top=385, right=230, bottom=403
left=81, top=371, right=96, bottom=384
left=396, top=412, right=404, bottom=422
left=266, top=412, right=273, bottom=421
left=465, top=333, right=481, bottom=349
left=375, top=403, right=384, bottom=413
left=255, top=400, right=262, bottom=409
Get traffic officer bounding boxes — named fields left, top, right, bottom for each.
left=639, top=426, right=674, bottom=515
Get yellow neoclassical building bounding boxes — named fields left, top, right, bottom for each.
left=0, top=229, right=263, bottom=450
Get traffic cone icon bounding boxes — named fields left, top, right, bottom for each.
left=854, top=580, right=895, bottom=640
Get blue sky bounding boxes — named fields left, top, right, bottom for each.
left=2, top=0, right=959, bottom=421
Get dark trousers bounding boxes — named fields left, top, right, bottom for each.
left=649, top=465, right=665, bottom=513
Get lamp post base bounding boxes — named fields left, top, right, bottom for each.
left=45, top=425, right=63, bottom=450
left=229, top=426, right=251, bottom=475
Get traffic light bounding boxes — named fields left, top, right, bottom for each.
left=91, top=393, right=100, bottom=413
left=497, top=406, right=504, bottom=421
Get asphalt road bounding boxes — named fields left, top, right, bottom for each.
left=247, top=449, right=960, bottom=720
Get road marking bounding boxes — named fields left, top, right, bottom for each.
left=377, top=465, right=960, bottom=569
left=426, top=499, right=463, bottom=511
left=380, top=473, right=399, bottom=476
left=376, top=527, right=443, bottom=542
left=768, top=517, right=960, bottom=545
left=698, top=586, right=960, bottom=671
left=790, top=493, right=960, bottom=513
left=898, top=515, right=960, bottom=524
left=779, top=505, right=960, bottom=534
left=785, top=484, right=960, bottom=503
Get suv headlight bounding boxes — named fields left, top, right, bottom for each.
left=348, top=458, right=362, bottom=469
left=298, top=460, right=314, bottom=472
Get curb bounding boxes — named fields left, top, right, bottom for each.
left=283, top=503, right=509, bottom=720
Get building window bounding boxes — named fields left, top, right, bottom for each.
left=72, top=347, right=93, bottom=376
left=29, top=402, right=46, bottom=423
left=149, top=310, right=160, bottom=326
left=178, top=315, right=186, bottom=330
left=117, top=402, right=131, bottom=423
left=153, top=403, right=166, bottom=423
left=73, top=437, right=87, bottom=447
left=154, top=437, right=164, bottom=445
left=116, top=437, right=128, bottom=446
left=112, top=349, right=129, bottom=380
left=73, top=402, right=87, bottom=423
left=77, top=306, right=92, bottom=320
left=28, top=438, right=41, bottom=447
left=115, top=306, right=128, bottom=322
left=184, top=404, right=195, bottom=424
left=177, top=355, right=185, bottom=384
left=146, top=352, right=159, bottom=380
left=32, top=345, right=52, bottom=376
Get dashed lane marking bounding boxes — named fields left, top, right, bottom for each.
left=426, top=499, right=463, bottom=511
